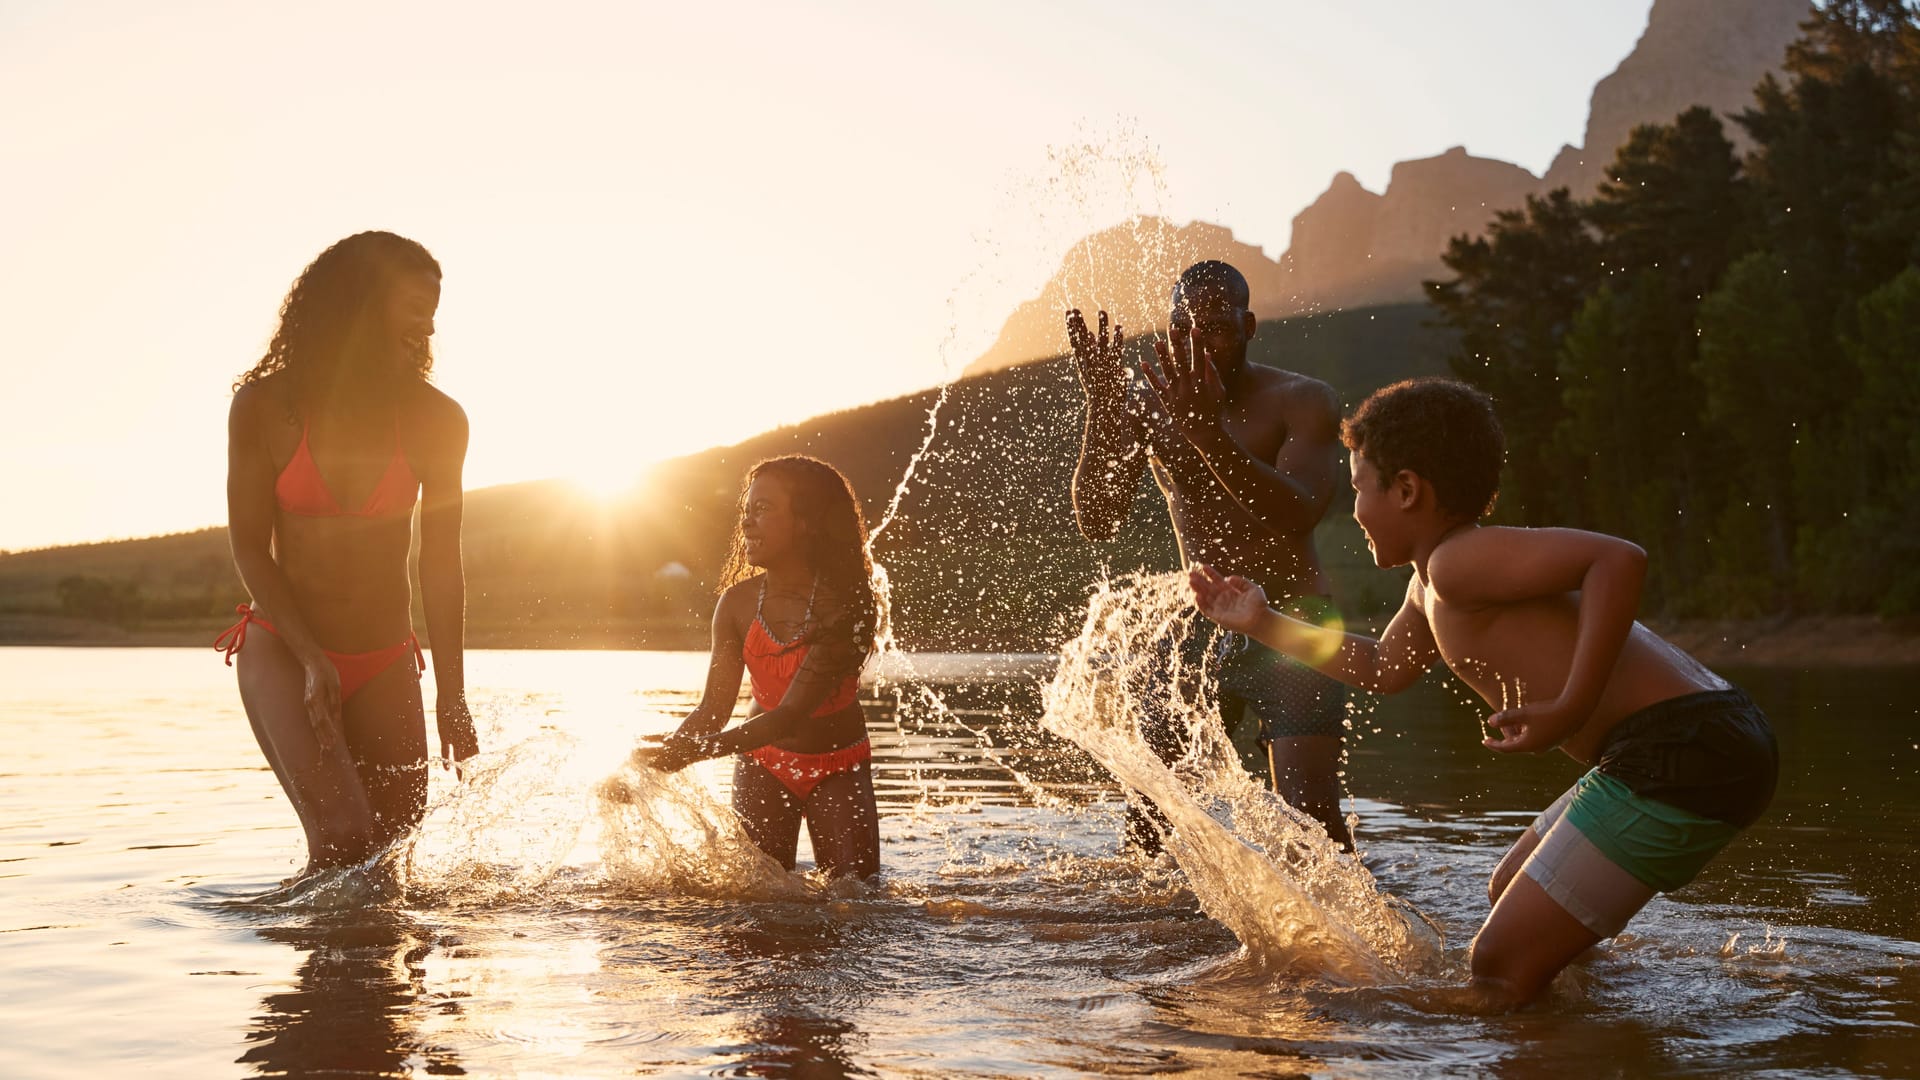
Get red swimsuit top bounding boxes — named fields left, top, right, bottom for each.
left=275, top=420, right=419, bottom=518
left=741, top=578, right=861, bottom=717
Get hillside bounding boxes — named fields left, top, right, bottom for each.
left=0, top=303, right=1452, bottom=651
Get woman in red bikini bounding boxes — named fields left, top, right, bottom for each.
left=218, top=231, right=477, bottom=881
left=642, top=456, right=882, bottom=878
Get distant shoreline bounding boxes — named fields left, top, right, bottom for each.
left=2, top=612, right=1916, bottom=668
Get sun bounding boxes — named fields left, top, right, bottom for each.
left=568, top=463, right=646, bottom=503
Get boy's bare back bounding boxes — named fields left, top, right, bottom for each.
left=1411, top=525, right=1729, bottom=762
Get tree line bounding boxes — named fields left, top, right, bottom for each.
left=1429, top=1, right=1920, bottom=617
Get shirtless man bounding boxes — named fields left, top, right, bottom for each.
left=1187, top=376, right=1778, bottom=1008
left=1067, top=260, right=1350, bottom=849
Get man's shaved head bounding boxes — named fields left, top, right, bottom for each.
left=1174, top=261, right=1250, bottom=308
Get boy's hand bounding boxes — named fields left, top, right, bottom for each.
left=1145, top=330, right=1226, bottom=443
left=1482, top=701, right=1574, bottom=753
left=1189, top=563, right=1270, bottom=634
left=1066, top=309, right=1127, bottom=404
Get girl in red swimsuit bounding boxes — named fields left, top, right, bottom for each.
left=219, top=231, right=478, bottom=883
left=642, top=456, right=883, bottom=878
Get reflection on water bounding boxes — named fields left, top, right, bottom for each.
left=1, top=647, right=1918, bottom=1078
left=239, top=916, right=465, bottom=1077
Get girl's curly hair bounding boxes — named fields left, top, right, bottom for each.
left=720, top=455, right=882, bottom=658
left=234, top=231, right=442, bottom=400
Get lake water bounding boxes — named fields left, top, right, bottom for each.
left=2, top=645, right=1916, bottom=1078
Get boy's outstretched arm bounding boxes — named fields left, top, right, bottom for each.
left=1427, top=527, right=1647, bottom=753
left=1190, top=565, right=1437, bottom=693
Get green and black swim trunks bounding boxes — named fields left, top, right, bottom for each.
left=1522, top=687, right=1779, bottom=936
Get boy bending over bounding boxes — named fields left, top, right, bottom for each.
left=1187, top=376, right=1778, bottom=1009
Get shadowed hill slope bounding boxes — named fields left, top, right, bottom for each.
left=0, top=303, right=1451, bottom=650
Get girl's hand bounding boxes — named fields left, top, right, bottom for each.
left=1188, top=563, right=1270, bottom=634
left=636, top=732, right=717, bottom=774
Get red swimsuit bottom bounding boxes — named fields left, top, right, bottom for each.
left=745, top=739, right=872, bottom=801
left=215, top=604, right=422, bottom=700
left=738, top=577, right=867, bottom=800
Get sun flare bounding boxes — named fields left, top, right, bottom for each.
left=568, top=465, right=647, bottom=504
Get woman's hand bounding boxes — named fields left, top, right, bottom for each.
left=437, top=692, right=480, bottom=768
left=298, top=653, right=343, bottom=752
left=1188, top=563, right=1271, bottom=635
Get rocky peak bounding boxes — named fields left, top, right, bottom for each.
left=960, top=217, right=1291, bottom=377
left=960, top=0, right=1812, bottom=374
left=1543, top=0, right=1809, bottom=195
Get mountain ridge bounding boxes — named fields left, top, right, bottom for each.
left=961, top=0, right=1810, bottom=378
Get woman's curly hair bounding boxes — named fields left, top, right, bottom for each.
left=720, top=455, right=883, bottom=658
left=234, top=231, right=442, bottom=399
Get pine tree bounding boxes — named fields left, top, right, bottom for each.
left=1428, top=189, right=1599, bottom=524
left=1694, top=252, right=1815, bottom=612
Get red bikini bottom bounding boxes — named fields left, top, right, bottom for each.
left=746, top=738, right=872, bottom=801
left=215, top=603, right=422, bottom=700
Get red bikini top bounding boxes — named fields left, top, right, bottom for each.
left=275, top=420, right=419, bottom=518
left=742, top=577, right=861, bottom=716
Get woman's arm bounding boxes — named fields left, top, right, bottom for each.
left=1191, top=566, right=1438, bottom=693
left=417, top=391, right=475, bottom=762
left=225, top=386, right=343, bottom=747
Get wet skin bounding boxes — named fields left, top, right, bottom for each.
left=647, top=473, right=879, bottom=878
left=1067, top=285, right=1349, bottom=846
left=1191, top=450, right=1736, bottom=1006
left=226, top=269, right=475, bottom=876
left=1342, top=451, right=1726, bottom=763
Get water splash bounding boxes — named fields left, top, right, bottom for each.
left=1721, top=927, right=1791, bottom=959
left=400, top=727, right=818, bottom=906
left=871, top=121, right=1177, bottom=546
left=863, top=124, right=1200, bottom=793
left=596, top=752, right=817, bottom=902
left=406, top=732, right=598, bottom=904
left=230, top=739, right=600, bottom=912
left=1040, top=570, right=1441, bottom=983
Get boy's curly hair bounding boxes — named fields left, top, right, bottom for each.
left=1341, top=377, right=1504, bottom=520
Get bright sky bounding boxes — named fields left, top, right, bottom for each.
left=0, top=0, right=1654, bottom=551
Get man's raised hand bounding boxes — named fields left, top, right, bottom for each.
left=1065, top=308, right=1127, bottom=402
left=1145, top=329, right=1226, bottom=442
